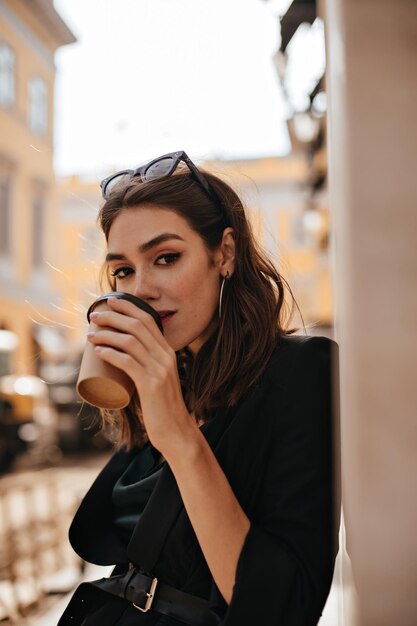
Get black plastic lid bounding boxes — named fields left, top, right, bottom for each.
left=87, top=291, right=163, bottom=334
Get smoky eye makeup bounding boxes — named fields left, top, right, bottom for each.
left=110, top=266, right=133, bottom=279
left=109, top=251, right=181, bottom=278
left=155, top=252, right=181, bottom=265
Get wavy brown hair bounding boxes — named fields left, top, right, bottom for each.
left=97, top=167, right=303, bottom=448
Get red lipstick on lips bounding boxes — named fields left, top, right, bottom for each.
left=157, top=310, right=176, bottom=326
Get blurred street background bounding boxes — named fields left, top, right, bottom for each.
left=0, top=451, right=112, bottom=624
left=1, top=0, right=416, bottom=624
left=0, top=0, right=339, bottom=622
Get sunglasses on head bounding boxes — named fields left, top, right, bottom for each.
left=100, top=150, right=227, bottom=220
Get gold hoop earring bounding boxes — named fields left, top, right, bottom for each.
left=219, top=270, right=230, bottom=319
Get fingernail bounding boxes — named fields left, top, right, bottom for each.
left=90, top=312, right=99, bottom=319
left=87, top=332, right=95, bottom=338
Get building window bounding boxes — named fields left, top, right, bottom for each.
left=0, top=42, right=15, bottom=108
left=0, top=176, right=11, bottom=257
left=28, top=77, right=47, bottom=135
left=0, top=329, right=18, bottom=376
left=32, top=189, right=45, bottom=269
left=292, top=213, right=309, bottom=247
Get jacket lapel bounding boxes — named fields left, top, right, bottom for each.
left=69, top=447, right=136, bottom=565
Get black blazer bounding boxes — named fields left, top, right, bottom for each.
left=61, top=334, right=340, bottom=626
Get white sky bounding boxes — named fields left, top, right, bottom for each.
left=53, top=0, right=294, bottom=176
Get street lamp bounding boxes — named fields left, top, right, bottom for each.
left=292, top=110, right=320, bottom=144
left=0, top=329, right=18, bottom=352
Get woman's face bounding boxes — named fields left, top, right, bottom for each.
left=106, top=205, right=228, bottom=353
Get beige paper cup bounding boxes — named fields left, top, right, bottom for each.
left=76, top=299, right=135, bottom=409
left=76, top=292, right=163, bottom=410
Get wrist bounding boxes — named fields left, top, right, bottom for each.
left=162, top=420, right=206, bottom=469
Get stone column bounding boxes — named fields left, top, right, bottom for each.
left=324, top=1, right=417, bottom=625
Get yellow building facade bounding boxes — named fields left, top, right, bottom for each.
left=0, top=0, right=75, bottom=376
left=57, top=175, right=105, bottom=347
left=205, top=157, right=333, bottom=330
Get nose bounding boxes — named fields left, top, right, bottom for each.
left=130, top=269, right=160, bottom=302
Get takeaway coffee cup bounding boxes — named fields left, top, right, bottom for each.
left=76, top=292, right=163, bottom=409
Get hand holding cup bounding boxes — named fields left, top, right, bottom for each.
left=76, top=292, right=163, bottom=409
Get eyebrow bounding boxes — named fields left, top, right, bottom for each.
left=105, top=233, right=184, bottom=262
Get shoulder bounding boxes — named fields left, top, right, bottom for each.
left=231, top=333, right=337, bottom=422
left=241, top=334, right=338, bottom=423
left=261, top=333, right=338, bottom=388
left=247, top=333, right=338, bottom=439
left=275, top=332, right=337, bottom=357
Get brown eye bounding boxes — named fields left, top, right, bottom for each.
left=110, top=266, right=133, bottom=279
left=155, top=253, right=181, bottom=266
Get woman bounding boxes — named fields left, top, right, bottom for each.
left=59, top=151, right=339, bottom=626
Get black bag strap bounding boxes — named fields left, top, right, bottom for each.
left=59, top=567, right=220, bottom=626
left=90, top=568, right=220, bottom=626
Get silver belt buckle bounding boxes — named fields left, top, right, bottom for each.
left=133, top=576, right=158, bottom=613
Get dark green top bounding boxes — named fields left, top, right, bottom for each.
left=112, top=443, right=165, bottom=545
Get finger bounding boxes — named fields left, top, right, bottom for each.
left=88, top=329, right=148, bottom=366
left=94, top=344, right=175, bottom=395
left=88, top=326, right=176, bottom=380
left=94, top=345, right=143, bottom=380
left=90, top=307, right=162, bottom=353
left=108, top=297, right=166, bottom=345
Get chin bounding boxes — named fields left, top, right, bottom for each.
left=165, top=334, right=189, bottom=353
left=167, top=325, right=213, bottom=354
left=170, top=338, right=198, bottom=354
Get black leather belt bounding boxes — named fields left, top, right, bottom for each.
left=89, top=567, right=220, bottom=626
